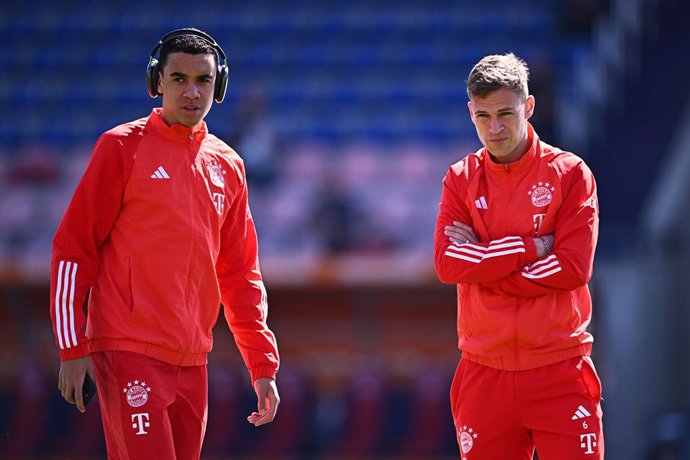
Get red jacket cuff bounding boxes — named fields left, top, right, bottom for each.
left=59, top=342, right=91, bottom=361
left=522, top=237, right=539, bottom=265
left=250, top=365, right=278, bottom=383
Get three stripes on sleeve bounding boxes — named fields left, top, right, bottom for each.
left=54, top=260, right=79, bottom=349
left=444, top=236, right=525, bottom=263
left=444, top=236, right=562, bottom=279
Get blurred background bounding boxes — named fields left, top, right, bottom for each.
left=1, top=0, right=689, bottom=458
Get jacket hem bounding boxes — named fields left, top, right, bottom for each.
left=90, top=339, right=208, bottom=366
left=462, top=343, right=592, bottom=371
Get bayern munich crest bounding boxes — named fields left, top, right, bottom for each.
left=527, top=181, right=555, bottom=207
left=459, top=426, right=479, bottom=453
left=122, top=380, right=152, bottom=408
left=206, top=159, right=226, bottom=188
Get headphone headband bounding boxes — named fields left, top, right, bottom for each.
left=146, top=28, right=229, bottom=103
left=150, top=28, right=227, bottom=63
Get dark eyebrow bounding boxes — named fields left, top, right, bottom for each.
left=168, top=72, right=213, bottom=80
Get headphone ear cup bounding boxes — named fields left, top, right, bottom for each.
left=146, top=58, right=160, bottom=98
left=214, top=64, right=229, bottom=103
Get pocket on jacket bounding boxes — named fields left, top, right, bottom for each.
left=457, top=287, right=473, bottom=337
left=127, top=258, right=135, bottom=314
left=578, top=356, right=603, bottom=402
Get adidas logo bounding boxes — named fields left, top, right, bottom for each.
left=475, top=196, right=488, bottom=209
left=572, top=405, right=591, bottom=420
left=151, top=166, right=170, bottom=179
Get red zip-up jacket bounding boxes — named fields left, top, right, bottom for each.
left=49, top=108, right=279, bottom=382
left=434, top=124, right=598, bottom=371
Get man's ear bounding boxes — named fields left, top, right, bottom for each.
left=524, top=95, right=535, bottom=120
left=157, top=71, right=164, bottom=95
left=467, top=101, right=475, bottom=123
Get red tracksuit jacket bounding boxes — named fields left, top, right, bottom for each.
left=434, top=124, right=599, bottom=371
left=49, top=108, right=279, bottom=382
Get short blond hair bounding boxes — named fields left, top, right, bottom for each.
left=467, top=53, right=529, bottom=101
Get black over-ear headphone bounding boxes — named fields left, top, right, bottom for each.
left=146, top=28, right=229, bottom=103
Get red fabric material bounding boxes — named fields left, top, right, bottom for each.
left=450, top=356, right=604, bottom=459
left=434, top=124, right=598, bottom=371
left=92, top=351, right=208, bottom=460
left=49, top=109, right=278, bottom=382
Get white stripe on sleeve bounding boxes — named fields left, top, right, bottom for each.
left=521, top=254, right=562, bottom=279
left=444, top=236, right=525, bottom=264
left=68, top=262, right=79, bottom=347
left=521, top=266, right=563, bottom=279
left=60, top=261, right=72, bottom=348
left=55, top=261, right=65, bottom=349
left=55, top=260, right=80, bottom=349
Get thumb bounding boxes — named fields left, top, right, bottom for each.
left=75, top=376, right=85, bottom=413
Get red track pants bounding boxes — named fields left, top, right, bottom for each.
left=92, top=351, right=208, bottom=460
left=450, top=356, right=604, bottom=459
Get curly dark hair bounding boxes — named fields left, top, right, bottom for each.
left=158, top=29, right=218, bottom=72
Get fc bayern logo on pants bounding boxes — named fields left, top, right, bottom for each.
left=459, top=425, right=479, bottom=453
left=122, top=380, right=152, bottom=408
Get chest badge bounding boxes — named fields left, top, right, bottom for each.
left=527, top=181, right=555, bottom=207
left=206, top=159, right=226, bottom=188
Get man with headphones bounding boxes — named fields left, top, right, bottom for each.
left=49, top=28, right=280, bottom=458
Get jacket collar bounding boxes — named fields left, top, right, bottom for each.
left=147, top=108, right=208, bottom=143
left=483, top=123, right=540, bottom=176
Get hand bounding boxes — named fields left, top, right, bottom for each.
left=247, top=377, right=280, bottom=427
left=534, top=233, right=555, bottom=257
left=58, top=356, right=95, bottom=413
left=444, top=221, right=479, bottom=244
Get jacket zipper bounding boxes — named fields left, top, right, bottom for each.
left=508, top=160, right=519, bottom=368
left=183, top=133, right=197, bottom=352
left=514, top=304, right=520, bottom=369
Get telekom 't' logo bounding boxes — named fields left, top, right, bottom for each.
left=580, top=433, right=597, bottom=454
left=131, top=412, right=150, bottom=435
left=212, top=193, right=225, bottom=215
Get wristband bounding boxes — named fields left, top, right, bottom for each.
left=538, top=237, right=550, bottom=256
